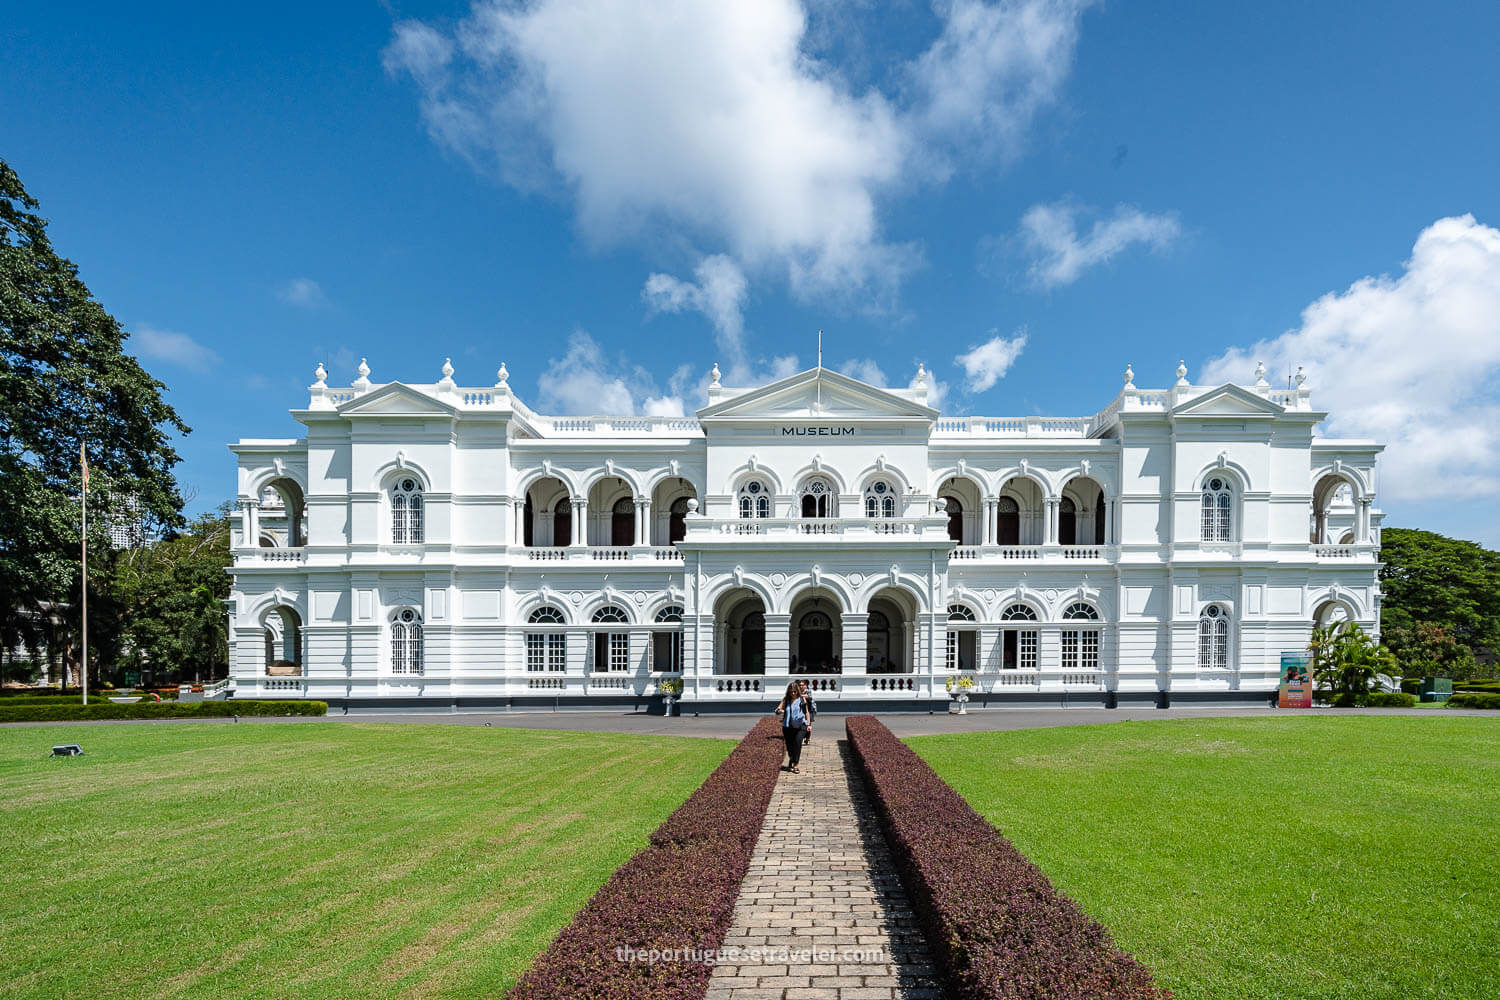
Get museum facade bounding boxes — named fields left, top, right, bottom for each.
left=227, top=357, right=1382, bottom=709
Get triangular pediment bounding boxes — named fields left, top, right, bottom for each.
left=1172, top=384, right=1284, bottom=418
left=337, top=383, right=458, bottom=418
left=697, top=368, right=938, bottom=422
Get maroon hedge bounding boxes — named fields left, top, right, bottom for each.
left=845, top=715, right=1171, bottom=1000
left=508, top=717, right=784, bottom=1000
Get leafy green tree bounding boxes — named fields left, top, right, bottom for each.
left=106, top=508, right=232, bottom=683
left=0, top=158, right=188, bottom=682
left=1310, top=621, right=1398, bottom=705
left=1379, top=528, right=1500, bottom=672
left=1382, top=621, right=1479, bottom=681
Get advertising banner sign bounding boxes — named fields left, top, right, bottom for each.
left=1279, top=652, right=1313, bottom=708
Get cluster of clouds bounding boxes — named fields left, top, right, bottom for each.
left=384, top=0, right=1098, bottom=375
left=1202, top=215, right=1500, bottom=502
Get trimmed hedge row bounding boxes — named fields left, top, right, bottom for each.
left=1329, top=691, right=1417, bottom=708
left=0, top=700, right=326, bottom=723
left=507, top=717, right=785, bottom=1000
left=1447, top=692, right=1500, bottom=709
left=846, top=715, right=1170, bottom=1000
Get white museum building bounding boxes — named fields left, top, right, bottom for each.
left=227, top=357, right=1382, bottom=710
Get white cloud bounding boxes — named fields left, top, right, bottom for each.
left=536, top=330, right=689, bottom=416
left=838, top=358, right=889, bottom=385
left=1013, top=201, right=1180, bottom=289
left=643, top=254, right=750, bottom=369
left=1201, top=215, right=1500, bottom=502
left=955, top=328, right=1027, bottom=392
left=277, top=277, right=329, bottom=308
left=386, top=0, right=1093, bottom=302
left=131, top=323, right=220, bottom=373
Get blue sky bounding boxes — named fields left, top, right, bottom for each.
left=4, top=1, right=1499, bottom=544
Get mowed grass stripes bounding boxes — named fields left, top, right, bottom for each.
left=0, top=722, right=732, bottom=1000
left=910, top=716, right=1500, bottom=1000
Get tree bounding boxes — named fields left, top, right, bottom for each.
left=0, top=158, right=189, bottom=683
left=106, top=507, right=232, bottom=683
left=1379, top=528, right=1500, bottom=673
left=1381, top=621, right=1479, bottom=681
left=1310, top=621, right=1397, bottom=705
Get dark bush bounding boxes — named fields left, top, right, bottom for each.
left=845, top=715, right=1170, bottom=1000
left=1400, top=677, right=1421, bottom=695
left=0, top=700, right=326, bottom=723
left=1359, top=692, right=1417, bottom=707
left=507, top=717, right=784, bottom=1000
left=1447, top=692, right=1500, bottom=709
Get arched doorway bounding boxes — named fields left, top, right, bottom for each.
left=789, top=590, right=842, bottom=672
left=714, top=590, right=766, bottom=674
left=611, top=498, right=634, bottom=546
left=524, top=476, right=571, bottom=547
left=938, top=477, right=981, bottom=545
left=588, top=476, right=635, bottom=546
left=866, top=588, right=917, bottom=672
left=997, top=476, right=1044, bottom=545
left=652, top=476, right=697, bottom=545
left=945, top=497, right=964, bottom=542
left=261, top=606, right=302, bottom=676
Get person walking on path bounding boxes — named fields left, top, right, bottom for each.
left=775, top=681, right=810, bottom=773
left=801, top=679, right=817, bottom=744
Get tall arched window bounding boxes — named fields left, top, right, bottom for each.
left=997, top=497, right=1020, bottom=546
left=652, top=604, right=684, bottom=672
left=1059, top=497, right=1076, bottom=545
left=1201, top=477, right=1233, bottom=542
left=1061, top=602, right=1100, bottom=672
left=1198, top=605, right=1230, bottom=671
left=1094, top=489, right=1106, bottom=545
left=800, top=478, right=834, bottom=518
left=945, top=604, right=978, bottom=671
left=390, top=608, right=424, bottom=675
left=391, top=478, right=424, bottom=544
left=552, top=498, right=572, bottom=547
left=738, top=480, right=770, bottom=518
left=611, top=497, right=635, bottom=546
left=591, top=606, right=630, bottom=672
left=526, top=606, right=567, bottom=672
left=944, top=497, right=963, bottom=542
left=864, top=480, right=897, bottom=518
left=999, top=603, right=1038, bottom=670
left=669, top=497, right=690, bottom=542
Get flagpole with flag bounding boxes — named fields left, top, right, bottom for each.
left=80, top=441, right=88, bottom=706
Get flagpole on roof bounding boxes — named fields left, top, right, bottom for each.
left=816, top=329, right=823, bottom=412
left=80, top=440, right=88, bottom=706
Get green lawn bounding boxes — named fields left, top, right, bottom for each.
left=911, top=717, right=1499, bottom=1000
left=0, top=722, right=732, bottom=1000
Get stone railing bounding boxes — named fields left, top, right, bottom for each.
left=236, top=546, right=306, bottom=566
left=692, top=517, right=947, bottom=541
left=931, top=416, right=1089, bottom=438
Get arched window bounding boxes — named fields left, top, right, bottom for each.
left=944, top=497, right=963, bottom=542
left=1094, top=489, right=1106, bottom=545
left=945, top=604, right=978, bottom=672
left=552, top=498, right=572, bottom=547
left=391, top=478, right=424, bottom=544
left=526, top=606, right=567, bottom=672
left=738, top=480, right=770, bottom=519
left=1061, top=602, right=1100, bottom=672
left=611, top=497, right=635, bottom=547
left=390, top=608, right=424, bottom=675
left=652, top=604, right=684, bottom=672
left=997, top=497, right=1020, bottom=546
left=1201, top=477, right=1233, bottom=542
left=590, top=605, right=629, bottom=672
left=669, top=497, right=690, bottom=543
left=800, top=478, right=834, bottom=518
left=1059, top=496, right=1076, bottom=546
left=864, top=480, right=897, bottom=518
left=999, top=603, right=1038, bottom=671
left=1198, top=605, right=1230, bottom=671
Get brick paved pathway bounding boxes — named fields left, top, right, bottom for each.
left=705, top=733, right=942, bottom=1000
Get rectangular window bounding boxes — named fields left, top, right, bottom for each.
left=548, top=633, right=566, bottom=671
left=1081, top=630, right=1099, bottom=671
left=945, top=631, right=957, bottom=670
left=1019, top=630, right=1038, bottom=670
left=652, top=632, right=682, bottom=672
left=1061, top=630, right=1080, bottom=670
left=609, top=632, right=629, bottom=671
left=526, top=633, right=545, bottom=672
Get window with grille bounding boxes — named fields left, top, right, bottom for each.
left=391, top=478, right=424, bottom=544
left=526, top=606, right=567, bottom=671
left=947, top=604, right=977, bottom=622
left=1001, top=604, right=1037, bottom=621
left=652, top=605, right=684, bottom=672
left=1201, top=478, right=1233, bottom=542
left=390, top=608, right=424, bottom=675
left=1017, top=630, right=1038, bottom=670
left=864, top=480, right=896, bottom=518
left=1062, top=602, right=1100, bottom=621
left=591, top=606, right=630, bottom=672
left=800, top=478, right=833, bottom=518
left=738, top=480, right=770, bottom=518
left=1061, top=630, right=1099, bottom=670
left=1198, top=605, right=1230, bottom=670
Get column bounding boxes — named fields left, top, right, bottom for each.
left=513, top=499, right=526, bottom=547
left=239, top=499, right=254, bottom=548
left=982, top=499, right=997, bottom=546
left=247, top=499, right=261, bottom=547
left=1045, top=499, right=1059, bottom=545
left=635, top=498, right=652, bottom=546
left=840, top=613, right=868, bottom=676
left=763, top=613, right=791, bottom=677
left=1357, top=499, right=1371, bottom=543
left=570, top=498, right=586, bottom=548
